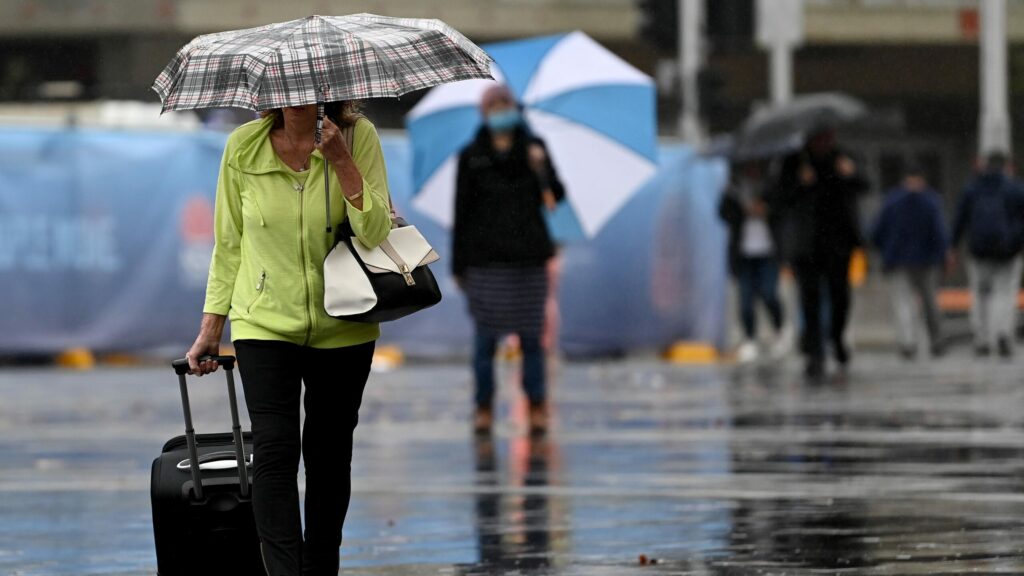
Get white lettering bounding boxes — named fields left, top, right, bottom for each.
left=0, top=215, right=121, bottom=273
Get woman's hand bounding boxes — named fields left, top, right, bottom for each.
left=836, top=155, right=857, bottom=178
left=746, top=198, right=767, bottom=218
left=318, top=116, right=366, bottom=208
left=186, top=313, right=226, bottom=376
left=315, top=117, right=352, bottom=166
left=542, top=189, right=557, bottom=212
left=528, top=143, right=547, bottom=175
left=799, top=163, right=817, bottom=186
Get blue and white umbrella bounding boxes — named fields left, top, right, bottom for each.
left=406, top=31, right=657, bottom=240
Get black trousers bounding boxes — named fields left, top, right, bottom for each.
left=793, top=252, right=852, bottom=362
left=235, top=339, right=375, bottom=576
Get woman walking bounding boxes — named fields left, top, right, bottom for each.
left=186, top=101, right=391, bottom=575
left=719, top=160, right=787, bottom=362
left=452, top=85, right=565, bottom=434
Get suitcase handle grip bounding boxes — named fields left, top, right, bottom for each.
left=171, top=355, right=235, bottom=375
left=171, top=354, right=248, bottom=501
left=176, top=450, right=253, bottom=471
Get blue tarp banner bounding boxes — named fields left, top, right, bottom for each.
left=0, top=126, right=727, bottom=356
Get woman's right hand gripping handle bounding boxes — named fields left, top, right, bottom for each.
left=187, top=313, right=227, bottom=376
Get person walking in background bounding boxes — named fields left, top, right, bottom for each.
left=870, top=165, right=952, bottom=359
left=952, top=152, right=1024, bottom=358
left=767, top=129, right=869, bottom=379
left=719, top=160, right=787, bottom=363
left=452, top=85, right=565, bottom=435
left=185, top=102, right=393, bottom=574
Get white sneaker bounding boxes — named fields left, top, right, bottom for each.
left=737, top=341, right=759, bottom=363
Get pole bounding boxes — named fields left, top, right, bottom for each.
left=769, top=41, right=793, bottom=106
left=757, top=0, right=802, bottom=107
left=980, top=0, right=1011, bottom=155
left=679, top=0, right=705, bottom=144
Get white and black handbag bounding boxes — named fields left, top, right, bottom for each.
left=323, top=216, right=442, bottom=322
left=321, top=116, right=442, bottom=323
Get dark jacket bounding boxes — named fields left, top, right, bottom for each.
left=718, top=178, right=775, bottom=273
left=766, top=148, right=869, bottom=262
left=870, top=187, right=949, bottom=271
left=952, top=172, right=1024, bottom=261
left=452, top=126, right=565, bottom=277
left=718, top=191, right=745, bottom=272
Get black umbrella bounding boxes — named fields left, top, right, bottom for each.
left=732, top=93, right=867, bottom=160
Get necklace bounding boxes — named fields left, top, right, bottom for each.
left=281, top=128, right=314, bottom=171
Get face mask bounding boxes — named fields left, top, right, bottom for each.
left=486, top=109, right=521, bottom=133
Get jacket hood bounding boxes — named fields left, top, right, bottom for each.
left=228, top=115, right=325, bottom=175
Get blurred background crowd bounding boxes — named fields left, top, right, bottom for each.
left=1, top=0, right=1022, bottom=371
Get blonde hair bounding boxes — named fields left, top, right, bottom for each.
left=260, top=100, right=363, bottom=128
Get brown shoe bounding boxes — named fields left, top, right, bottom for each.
left=528, top=404, right=548, bottom=435
left=473, top=407, right=493, bottom=434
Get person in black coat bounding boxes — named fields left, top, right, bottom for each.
left=452, top=84, right=565, bottom=434
left=767, top=129, right=868, bottom=378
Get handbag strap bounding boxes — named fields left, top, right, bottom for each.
left=377, top=238, right=417, bottom=286
left=340, top=118, right=417, bottom=285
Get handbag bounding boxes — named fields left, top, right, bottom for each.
left=322, top=120, right=442, bottom=323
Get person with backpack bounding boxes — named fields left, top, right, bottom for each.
left=952, top=152, right=1024, bottom=358
left=870, top=165, right=952, bottom=359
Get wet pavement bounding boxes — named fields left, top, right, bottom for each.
left=2, top=352, right=1024, bottom=575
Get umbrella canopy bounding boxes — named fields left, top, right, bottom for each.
left=405, top=31, right=658, bottom=241
left=152, top=14, right=492, bottom=112
left=732, top=93, right=867, bottom=160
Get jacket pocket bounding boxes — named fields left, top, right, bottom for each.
left=241, top=188, right=266, bottom=227
left=246, top=270, right=266, bottom=314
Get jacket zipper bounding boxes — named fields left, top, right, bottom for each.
left=246, top=270, right=266, bottom=314
left=296, top=180, right=313, bottom=346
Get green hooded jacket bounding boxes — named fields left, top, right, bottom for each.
left=203, top=115, right=392, bottom=348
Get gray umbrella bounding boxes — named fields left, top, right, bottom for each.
left=732, top=93, right=867, bottom=160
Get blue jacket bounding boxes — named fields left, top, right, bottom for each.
left=952, top=172, right=1024, bottom=261
left=870, top=187, right=949, bottom=271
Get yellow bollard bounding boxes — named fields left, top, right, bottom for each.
left=372, top=345, right=405, bottom=372
left=663, top=341, right=718, bottom=365
left=56, top=348, right=96, bottom=370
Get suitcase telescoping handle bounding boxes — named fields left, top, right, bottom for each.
left=170, top=355, right=249, bottom=501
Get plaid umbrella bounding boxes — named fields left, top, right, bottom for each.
left=152, top=14, right=493, bottom=112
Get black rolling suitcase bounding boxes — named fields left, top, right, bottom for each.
left=151, top=355, right=265, bottom=575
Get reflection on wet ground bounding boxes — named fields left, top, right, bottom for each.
left=2, top=353, right=1024, bottom=574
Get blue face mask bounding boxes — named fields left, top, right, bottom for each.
left=485, top=109, right=521, bottom=133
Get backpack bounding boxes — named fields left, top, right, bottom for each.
left=968, top=184, right=1019, bottom=260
